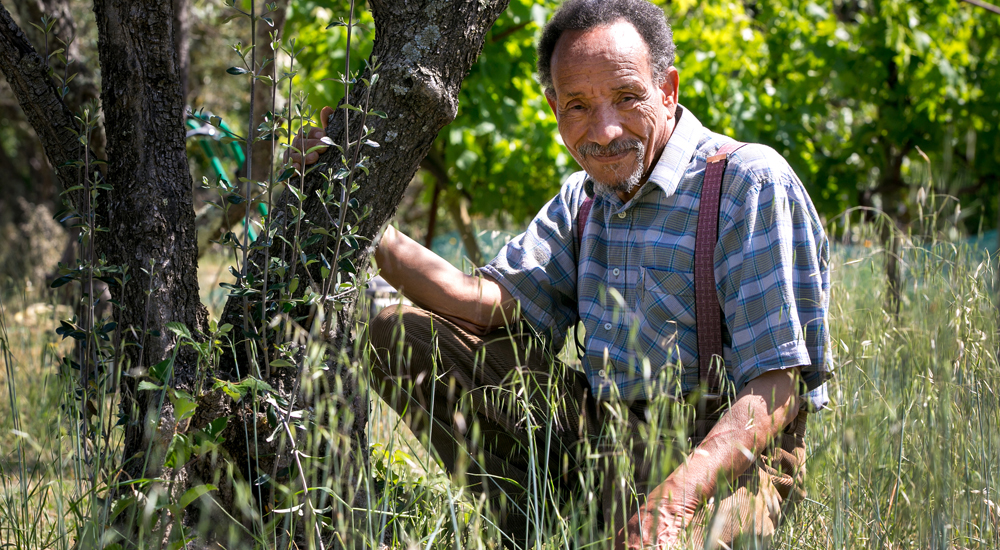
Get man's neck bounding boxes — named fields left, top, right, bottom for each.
left=615, top=109, right=680, bottom=203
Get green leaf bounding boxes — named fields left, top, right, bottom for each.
left=108, top=496, right=136, bottom=523
left=50, top=275, right=75, bottom=288
left=269, top=359, right=295, bottom=368
left=164, top=433, right=191, bottom=468
left=170, top=391, right=198, bottom=422
left=227, top=66, right=249, bottom=75
left=215, top=381, right=241, bottom=401
left=179, top=484, right=217, bottom=510
left=149, top=358, right=172, bottom=383
left=338, top=258, right=356, bottom=274
left=165, top=321, right=192, bottom=340
left=211, top=377, right=275, bottom=403
left=203, top=416, right=229, bottom=439
left=266, top=404, right=279, bottom=427
left=137, top=381, right=163, bottom=392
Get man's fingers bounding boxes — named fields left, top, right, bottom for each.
left=283, top=106, right=333, bottom=169
left=320, top=105, right=334, bottom=130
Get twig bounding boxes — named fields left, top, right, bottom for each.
left=960, top=0, right=1000, bottom=15
left=242, top=0, right=259, bottom=378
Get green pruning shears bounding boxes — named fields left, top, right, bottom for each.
left=185, top=114, right=269, bottom=241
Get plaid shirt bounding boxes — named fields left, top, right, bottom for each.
left=480, top=106, right=831, bottom=406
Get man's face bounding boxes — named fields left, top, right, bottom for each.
left=546, top=20, right=679, bottom=200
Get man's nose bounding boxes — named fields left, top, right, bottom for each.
left=586, top=104, right=624, bottom=146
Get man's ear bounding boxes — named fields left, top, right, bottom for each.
left=545, top=89, right=559, bottom=121
left=659, top=66, right=680, bottom=116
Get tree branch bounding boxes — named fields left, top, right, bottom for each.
left=960, top=0, right=1000, bottom=16
left=0, top=1, right=95, bottom=207
left=491, top=20, right=529, bottom=43
left=218, top=0, right=511, bottom=360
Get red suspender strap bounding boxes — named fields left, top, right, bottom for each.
left=578, top=195, right=594, bottom=245
left=695, top=142, right=745, bottom=396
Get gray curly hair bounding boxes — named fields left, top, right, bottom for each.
left=536, top=0, right=676, bottom=93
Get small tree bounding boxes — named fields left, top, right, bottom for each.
left=0, top=0, right=511, bottom=545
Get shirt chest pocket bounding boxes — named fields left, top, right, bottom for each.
left=640, top=267, right=697, bottom=332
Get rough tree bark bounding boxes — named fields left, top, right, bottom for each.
left=171, top=0, right=191, bottom=101
left=2, top=0, right=210, bottom=541
left=91, top=0, right=208, bottom=489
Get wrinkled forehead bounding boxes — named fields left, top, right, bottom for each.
left=549, top=21, right=654, bottom=92
left=553, top=20, right=650, bottom=60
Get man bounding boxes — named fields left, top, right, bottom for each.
left=293, top=0, right=830, bottom=547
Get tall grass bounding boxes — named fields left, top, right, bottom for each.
left=3, top=203, right=998, bottom=548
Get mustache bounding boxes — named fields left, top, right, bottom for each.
left=577, top=139, right=643, bottom=158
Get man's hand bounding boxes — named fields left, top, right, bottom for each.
left=615, top=484, right=695, bottom=549
left=615, top=368, right=802, bottom=549
left=284, top=105, right=334, bottom=170
left=278, top=105, right=515, bottom=332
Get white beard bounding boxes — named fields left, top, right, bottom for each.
left=579, top=139, right=646, bottom=195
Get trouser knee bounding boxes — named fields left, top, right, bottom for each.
left=368, top=303, right=445, bottom=408
left=368, top=303, right=411, bottom=382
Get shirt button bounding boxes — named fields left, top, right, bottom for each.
left=604, top=322, right=612, bottom=330
left=599, top=369, right=607, bottom=378
left=617, top=211, right=627, bottom=219
left=612, top=268, right=620, bottom=277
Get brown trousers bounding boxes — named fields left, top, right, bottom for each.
left=369, top=305, right=808, bottom=548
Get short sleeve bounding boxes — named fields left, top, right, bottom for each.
left=478, top=173, right=588, bottom=347
left=718, top=148, right=831, bottom=395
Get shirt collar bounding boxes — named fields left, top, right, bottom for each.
left=583, top=104, right=704, bottom=202
left=644, top=104, right=703, bottom=199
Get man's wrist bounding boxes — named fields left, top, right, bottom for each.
left=646, top=474, right=700, bottom=517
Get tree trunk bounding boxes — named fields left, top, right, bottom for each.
left=219, top=0, right=509, bottom=379
left=446, top=190, right=484, bottom=267
left=172, top=0, right=190, bottom=101
left=425, top=178, right=442, bottom=248
left=213, top=0, right=508, bottom=544
left=93, top=0, right=206, bottom=484
left=879, top=143, right=909, bottom=316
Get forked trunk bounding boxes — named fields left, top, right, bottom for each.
left=3, top=0, right=510, bottom=545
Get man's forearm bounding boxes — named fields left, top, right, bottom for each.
left=374, top=225, right=517, bottom=331
left=641, top=368, right=802, bottom=519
